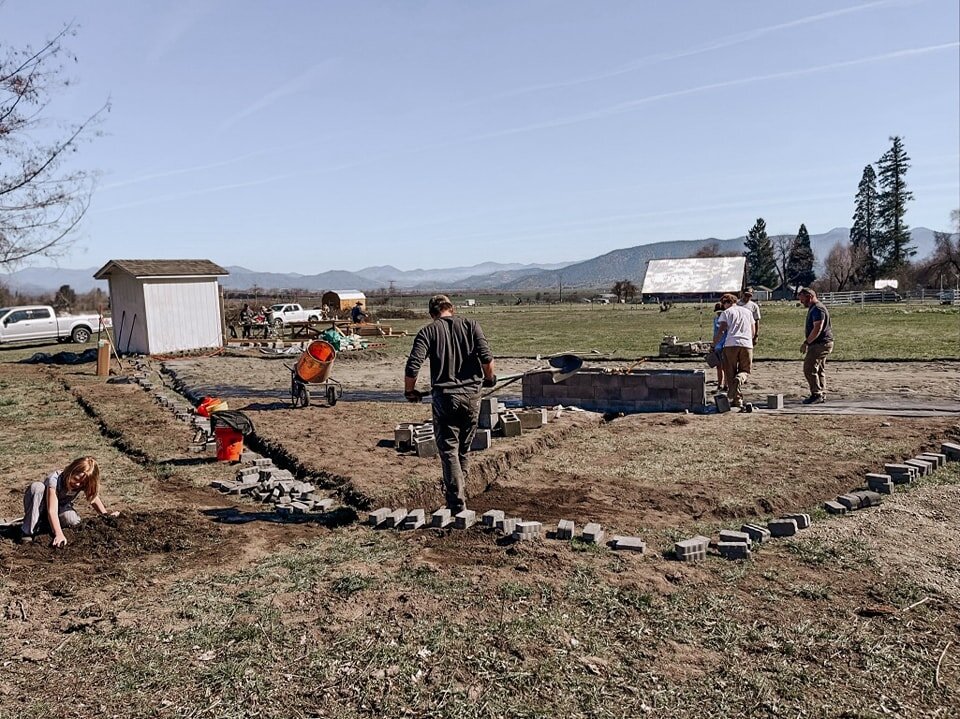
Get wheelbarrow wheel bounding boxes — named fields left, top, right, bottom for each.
left=326, top=384, right=338, bottom=406
left=298, top=383, right=311, bottom=407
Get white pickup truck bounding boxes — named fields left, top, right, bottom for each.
left=267, top=303, right=322, bottom=326
left=0, top=305, right=109, bottom=345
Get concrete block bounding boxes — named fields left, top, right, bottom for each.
left=496, top=517, right=520, bottom=535
left=767, top=518, right=798, bottom=537
left=917, top=452, right=946, bottom=469
left=941, top=441, right=960, bottom=460
left=290, top=501, right=310, bottom=514
left=480, top=397, right=501, bottom=415
left=865, top=472, right=892, bottom=484
left=714, top=394, right=731, bottom=413
left=904, top=458, right=933, bottom=476
left=430, top=508, right=454, bottom=528
left=823, top=500, right=847, bottom=515
left=852, top=490, right=882, bottom=508
left=414, top=436, right=438, bottom=458
left=556, top=519, right=575, bottom=540
left=717, top=542, right=751, bottom=560
left=765, top=394, right=784, bottom=410
left=674, top=536, right=709, bottom=561
left=782, top=513, right=811, bottom=530
left=500, top=413, right=522, bottom=438
left=719, top=529, right=752, bottom=545
left=470, top=429, right=492, bottom=451
left=516, top=408, right=547, bottom=430
left=884, top=463, right=916, bottom=477
left=867, top=477, right=895, bottom=494
left=611, top=535, right=646, bottom=552
left=481, top=509, right=505, bottom=528
left=837, top=494, right=862, bottom=510
left=454, top=509, right=476, bottom=529
left=402, top=509, right=426, bottom=530
left=394, top=425, right=413, bottom=449
left=313, top=498, right=334, bottom=511
left=512, top=521, right=542, bottom=541
left=582, top=522, right=605, bottom=544
left=740, top=524, right=771, bottom=543
left=368, top=508, right=391, bottom=526
left=254, top=458, right=273, bottom=467
left=385, top=508, right=408, bottom=528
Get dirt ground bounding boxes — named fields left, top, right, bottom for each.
left=1, top=352, right=958, bottom=717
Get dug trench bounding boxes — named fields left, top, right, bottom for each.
left=118, top=358, right=960, bottom=540
left=0, top=365, right=326, bottom=593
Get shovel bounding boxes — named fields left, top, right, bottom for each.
left=482, top=353, right=583, bottom=396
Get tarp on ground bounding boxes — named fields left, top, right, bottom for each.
left=641, top=256, right=746, bottom=295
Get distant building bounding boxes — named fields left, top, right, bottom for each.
left=321, top=290, right=366, bottom=313
left=93, top=259, right=228, bottom=355
left=641, top=257, right=747, bottom=302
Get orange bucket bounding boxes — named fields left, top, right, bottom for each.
left=214, top=426, right=244, bottom=462
left=296, top=340, right=336, bottom=383
left=197, top=396, right=228, bottom=417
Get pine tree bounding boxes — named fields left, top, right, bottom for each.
left=876, top=136, right=915, bottom=272
left=786, top=223, right=816, bottom=287
left=743, top=218, right=778, bottom=288
left=850, top=165, right=880, bottom=282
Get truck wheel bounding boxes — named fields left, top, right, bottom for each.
left=274, top=318, right=284, bottom=328
left=71, top=326, right=91, bottom=344
left=308, top=315, right=319, bottom=323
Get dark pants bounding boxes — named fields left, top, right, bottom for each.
left=431, top=391, right=480, bottom=512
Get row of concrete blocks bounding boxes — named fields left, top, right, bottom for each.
left=524, top=369, right=706, bottom=391
left=479, top=398, right=547, bottom=435
left=675, top=514, right=811, bottom=562
left=366, top=508, right=645, bottom=550
left=715, top=393, right=785, bottom=414
left=823, top=446, right=953, bottom=514
left=394, top=405, right=550, bottom=458
left=211, top=459, right=335, bottom=515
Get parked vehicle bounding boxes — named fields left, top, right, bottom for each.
left=0, top=305, right=110, bottom=345
left=940, top=290, right=958, bottom=305
left=267, top=303, right=322, bottom=326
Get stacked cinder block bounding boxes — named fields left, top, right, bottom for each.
left=431, top=508, right=454, bottom=528
left=212, top=460, right=335, bottom=515
left=478, top=397, right=501, bottom=430
left=716, top=529, right=752, bottom=560
left=884, top=463, right=917, bottom=485
left=904, top=457, right=933, bottom=477
left=674, top=535, right=710, bottom=562
left=919, top=452, right=946, bottom=469
left=402, top=509, right=426, bottom=530
left=522, top=368, right=707, bottom=414
left=555, top=519, right=575, bottom=540
left=865, top=473, right=894, bottom=494
left=512, top=521, right=542, bottom=541
left=942, top=442, right=960, bottom=461
left=582, top=523, right=605, bottom=544
left=740, top=524, right=771, bottom=544
left=482, top=510, right=505, bottom=528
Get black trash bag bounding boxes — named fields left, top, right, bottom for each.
left=210, top=410, right=255, bottom=436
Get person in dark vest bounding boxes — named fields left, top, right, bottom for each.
left=798, top=287, right=834, bottom=404
left=403, top=295, right=496, bottom=513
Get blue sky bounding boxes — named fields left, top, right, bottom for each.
left=5, top=0, right=959, bottom=273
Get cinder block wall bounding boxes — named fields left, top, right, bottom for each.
left=522, top=368, right=706, bottom=412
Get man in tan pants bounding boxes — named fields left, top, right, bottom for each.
left=798, top=287, right=834, bottom=403
left=712, top=293, right=756, bottom=408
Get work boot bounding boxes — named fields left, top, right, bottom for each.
left=18, top=532, right=34, bottom=545
left=802, top=394, right=826, bottom=405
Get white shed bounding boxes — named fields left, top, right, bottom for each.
left=93, top=259, right=228, bottom=355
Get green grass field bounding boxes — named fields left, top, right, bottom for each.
left=379, top=302, right=960, bottom=361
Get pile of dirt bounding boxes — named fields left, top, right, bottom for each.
left=1, top=510, right=227, bottom=586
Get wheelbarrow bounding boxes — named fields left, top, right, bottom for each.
left=285, top=340, right=344, bottom=408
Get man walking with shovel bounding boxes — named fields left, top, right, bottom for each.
left=404, top=295, right=496, bottom=513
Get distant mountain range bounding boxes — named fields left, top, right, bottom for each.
left=2, top=227, right=947, bottom=295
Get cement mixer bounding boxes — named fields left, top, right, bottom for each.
left=286, top=339, right=343, bottom=407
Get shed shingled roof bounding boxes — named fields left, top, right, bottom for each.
left=94, top=259, right=228, bottom=280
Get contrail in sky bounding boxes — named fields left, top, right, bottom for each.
left=465, top=0, right=907, bottom=104
left=95, top=175, right=291, bottom=213
left=218, top=61, right=337, bottom=131
left=470, top=42, right=960, bottom=142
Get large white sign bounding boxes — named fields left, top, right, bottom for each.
left=642, top=257, right=747, bottom=294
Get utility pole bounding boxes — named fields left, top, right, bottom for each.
left=558, top=273, right=563, bottom=304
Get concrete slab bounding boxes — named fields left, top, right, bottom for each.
left=611, top=535, right=646, bottom=552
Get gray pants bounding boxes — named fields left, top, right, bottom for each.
left=431, top=391, right=480, bottom=513
left=22, top=482, right=80, bottom=536
left=803, top=341, right=834, bottom=397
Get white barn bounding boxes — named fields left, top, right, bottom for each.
left=93, top=259, right=229, bottom=355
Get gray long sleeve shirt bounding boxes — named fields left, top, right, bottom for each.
left=404, top=316, right=493, bottom=393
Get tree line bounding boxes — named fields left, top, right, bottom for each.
left=744, top=136, right=959, bottom=293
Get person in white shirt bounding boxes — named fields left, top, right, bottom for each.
left=712, top=293, right=757, bottom=408
left=737, top=287, right=761, bottom=344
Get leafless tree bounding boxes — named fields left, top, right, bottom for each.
left=1, top=21, right=108, bottom=267
left=823, top=242, right=856, bottom=291
left=770, top=235, right=794, bottom=288
left=694, top=242, right=721, bottom=258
